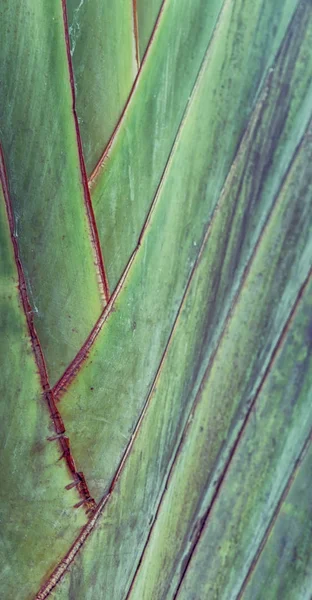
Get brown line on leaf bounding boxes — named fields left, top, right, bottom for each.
left=0, top=145, right=95, bottom=515
left=132, top=0, right=140, bottom=70
left=61, top=0, right=110, bottom=303
left=38, top=76, right=292, bottom=594
left=53, top=0, right=232, bottom=399
left=125, top=269, right=312, bottom=600
left=126, top=119, right=312, bottom=597
left=88, top=0, right=167, bottom=186
left=36, top=67, right=310, bottom=599
left=236, top=430, right=312, bottom=600
left=171, top=273, right=312, bottom=599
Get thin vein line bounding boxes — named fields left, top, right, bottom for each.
left=35, top=3, right=310, bottom=595
left=37, top=68, right=310, bottom=600
left=235, top=431, right=312, bottom=600
left=125, top=127, right=312, bottom=597
left=53, top=0, right=231, bottom=399
left=61, top=0, right=110, bottom=302
left=88, top=0, right=167, bottom=186
left=132, top=0, right=140, bottom=70
left=0, top=145, right=95, bottom=514
left=171, top=273, right=312, bottom=599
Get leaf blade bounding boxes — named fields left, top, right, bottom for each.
left=0, top=2, right=104, bottom=383
left=66, top=0, right=138, bottom=174
left=0, top=150, right=86, bottom=600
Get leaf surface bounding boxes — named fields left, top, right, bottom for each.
left=174, top=279, right=312, bottom=600
left=0, top=153, right=86, bottom=600
left=136, top=0, right=164, bottom=59
left=66, top=0, right=138, bottom=174
left=241, top=441, right=312, bottom=600
left=56, top=0, right=299, bottom=502
left=90, top=0, right=226, bottom=290
left=91, top=0, right=299, bottom=292
left=40, top=2, right=312, bottom=598
left=1, top=0, right=311, bottom=598
left=0, top=2, right=104, bottom=384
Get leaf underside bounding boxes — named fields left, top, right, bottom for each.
left=0, top=1, right=311, bottom=599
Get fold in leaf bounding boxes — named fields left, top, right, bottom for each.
left=90, top=0, right=226, bottom=290
left=174, top=277, right=312, bottom=600
left=57, top=0, right=299, bottom=505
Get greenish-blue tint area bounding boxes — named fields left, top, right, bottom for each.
left=137, top=0, right=164, bottom=59
left=0, top=180, right=86, bottom=600
left=67, top=0, right=137, bottom=175
left=176, top=278, right=312, bottom=600
left=0, top=1, right=103, bottom=384
left=241, top=443, right=312, bottom=600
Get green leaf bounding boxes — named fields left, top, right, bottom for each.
left=1, top=0, right=312, bottom=598
left=90, top=0, right=298, bottom=291
left=66, top=0, right=138, bottom=175
left=174, top=278, right=312, bottom=600
left=241, top=441, right=312, bottom=600
left=0, top=152, right=87, bottom=600
left=0, top=2, right=104, bottom=384
left=90, top=0, right=226, bottom=290
left=38, top=2, right=311, bottom=598
left=57, top=0, right=301, bottom=505
left=136, top=0, right=164, bottom=59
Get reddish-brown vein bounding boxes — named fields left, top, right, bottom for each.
left=236, top=430, right=312, bottom=600
left=53, top=0, right=229, bottom=399
left=172, top=272, right=312, bottom=599
left=61, top=0, right=110, bottom=303
left=53, top=114, right=177, bottom=397
left=126, top=269, right=312, bottom=600
left=132, top=0, right=140, bottom=70
left=0, top=145, right=95, bottom=514
left=36, top=93, right=310, bottom=600
left=88, top=0, right=167, bottom=186
left=35, top=211, right=312, bottom=600
left=126, top=114, right=312, bottom=596
left=38, top=91, right=307, bottom=597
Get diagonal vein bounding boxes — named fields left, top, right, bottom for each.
left=132, top=0, right=140, bottom=70
left=53, top=0, right=232, bottom=398
left=0, top=144, right=95, bottom=515
left=125, top=128, right=312, bottom=597
left=88, top=0, right=167, bottom=185
left=61, top=0, right=110, bottom=303
left=171, top=274, right=312, bottom=599
left=236, top=430, right=312, bottom=600
left=37, top=73, right=311, bottom=600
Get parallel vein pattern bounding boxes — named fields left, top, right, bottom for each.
left=1, top=1, right=312, bottom=599
left=33, top=2, right=312, bottom=598
left=66, top=0, right=138, bottom=175
left=0, top=1, right=104, bottom=384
